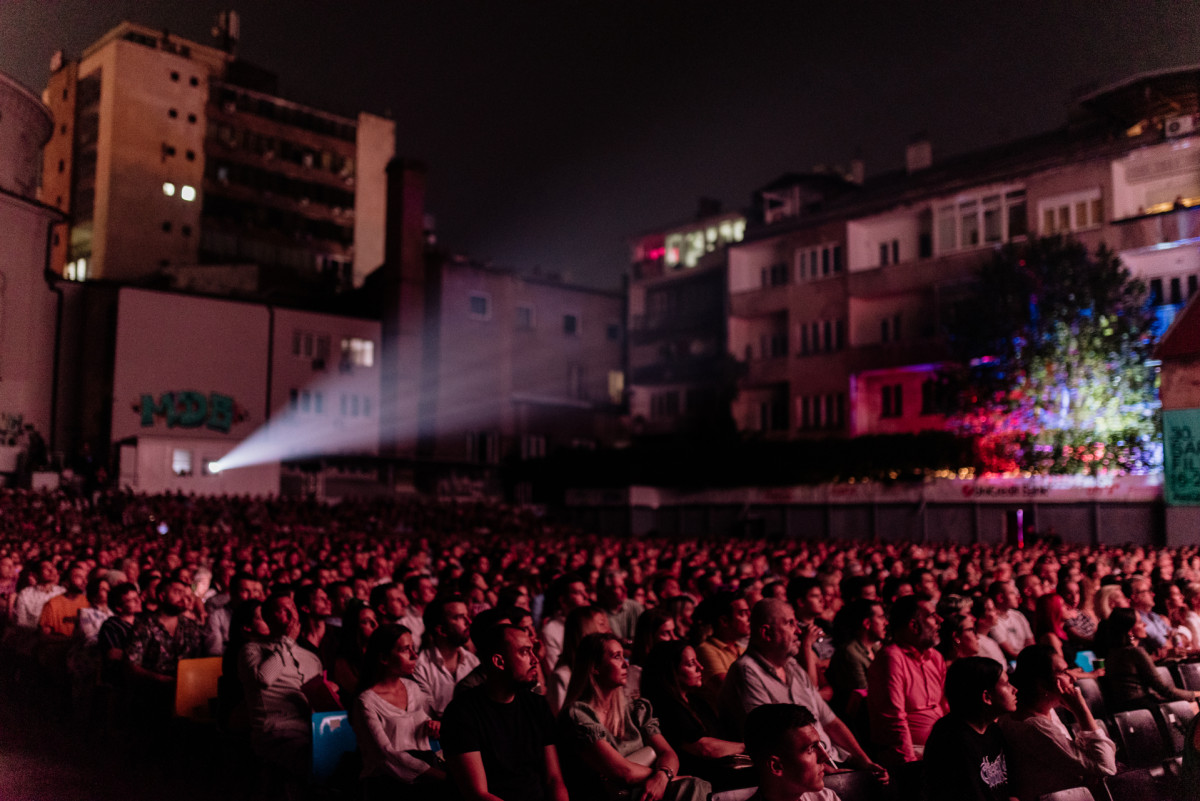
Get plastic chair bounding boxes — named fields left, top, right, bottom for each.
left=1111, top=708, right=1169, bottom=768
left=174, top=656, right=223, bottom=720
left=824, top=770, right=889, bottom=801
left=710, top=788, right=757, bottom=801
left=1074, top=651, right=1096, bottom=672
left=1074, top=678, right=1108, bottom=723
left=1102, top=763, right=1180, bottom=801
left=1154, top=665, right=1176, bottom=690
left=1153, top=700, right=1197, bottom=755
left=311, top=711, right=357, bottom=781
left=1037, top=788, right=1095, bottom=801
left=1178, top=661, right=1200, bottom=690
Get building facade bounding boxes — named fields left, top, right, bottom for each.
left=40, top=21, right=393, bottom=297
left=727, top=67, right=1200, bottom=441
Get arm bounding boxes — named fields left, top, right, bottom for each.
left=202, top=610, right=226, bottom=656
left=824, top=717, right=887, bottom=781
left=679, top=737, right=744, bottom=759
left=446, top=752, right=506, bottom=801
left=542, top=745, right=569, bottom=801
left=1133, top=647, right=1195, bottom=702
left=359, top=703, right=441, bottom=782
left=799, top=624, right=821, bottom=687
left=868, top=651, right=916, bottom=764
left=577, top=738, right=655, bottom=786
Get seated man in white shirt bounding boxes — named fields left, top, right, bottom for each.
left=539, top=573, right=591, bottom=674
left=240, top=594, right=326, bottom=778
left=413, top=594, right=478, bottom=718
left=987, top=581, right=1034, bottom=661
left=743, top=703, right=840, bottom=801
left=204, top=573, right=264, bottom=656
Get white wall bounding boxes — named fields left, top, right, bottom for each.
left=1112, top=137, right=1200, bottom=219
left=353, top=112, right=395, bottom=287
left=121, top=436, right=279, bottom=495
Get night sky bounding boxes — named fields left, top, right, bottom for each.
left=3, top=2, right=1199, bottom=289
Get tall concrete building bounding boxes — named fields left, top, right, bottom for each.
left=40, top=20, right=394, bottom=298
left=727, top=67, right=1200, bottom=440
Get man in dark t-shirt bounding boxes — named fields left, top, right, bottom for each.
left=923, top=656, right=1018, bottom=801
left=442, top=624, right=568, bottom=801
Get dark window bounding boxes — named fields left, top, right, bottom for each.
left=893, top=384, right=903, bottom=417
left=162, top=221, right=172, bottom=232
left=836, top=319, right=845, bottom=350
left=170, top=71, right=179, bottom=82
left=768, top=262, right=789, bottom=286
left=1171, top=277, right=1183, bottom=305
left=918, top=233, right=933, bottom=258
left=833, top=245, right=843, bottom=272
left=1190, top=275, right=1198, bottom=298
left=800, top=324, right=809, bottom=354
left=881, top=319, right=890, bottom=343
left=801, top=396, right=811, bottom=429
left=836, top=393, right=846, bottom=428
left=469, top=295, right=488, bottom=317
left=189, top=76, right=199, bottom=87
left=880, top=243, right=889, bottom=266
left=185, top=150, right=195, bottom=161
left=168, top=108, right=178, bottom=118
left=812, top=322, right=820, bottom=351
left=892, top=240, right=900, bottom=264
left=181, top=225, right=192, bottom=237
left=921, top=379, right=944, bottom=415
left=1150, top=278, right=1164, bottom=306
left=893, top=314, right=902, bottom=341
left=606, top=323, right=621, bottom=341
left=823, top=320, right=833, bottom=352
left=187, top=113, right=197, bottom=124
left=1008, top=192, right=1028, bottom=238
left=770, top=333, right=788, bottom=358
left=822, top=248, right=830, bottom=275
left=563, top=314, right=578, bottom=335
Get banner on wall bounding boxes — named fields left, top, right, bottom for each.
left=1165, top=408, right=1200, bottom=505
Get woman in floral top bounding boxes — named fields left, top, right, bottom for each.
left=557, top=632, right=708, bottom=801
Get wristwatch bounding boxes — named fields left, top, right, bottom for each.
left=656, top=766, right=675, bottom=781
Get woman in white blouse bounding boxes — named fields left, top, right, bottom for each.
left=350, top=623, right=445, bottom=801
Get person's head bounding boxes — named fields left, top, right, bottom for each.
left=297, top=585, right=332, bottom=620
left=110, top=581, right=142, bottom=616
left=63, top=562, right=88, bottom=594
left=469, top=606, right=516, bottom=655
left=1034, top=593, right=1067, bottom=640
left=1107, top=607, right=1146, bottom=648
left=1015, top=574, right=1043, bottom=608
left=262, top=595, right=300, bottom=639
left=478, top=624, right=540, bottom=688
left=561, top=632, right=629, bottom=738
left=359, top=623, right=417, bottom=692
left=36, top=559, right=59, bottom=587
left=641, top=640, right=703, bottom=708
left=1095, top=584, right=1129, bottom=620
left=989, top=580, right=1021, bottom=612
left=229, top=572, right=262, bottom=604
left=944, top=656, right=1018, bottom=723
left=497, top=583, right=531, bottom=611
left=704, top=591, right=752, bottom=643
left=744, top=704, right=830, bottom=797
left=938, top=613, right=978, bottom=661
left=1157, top=582, right=1185, bottom=615
left=834, top=599, right=887, bottom=645
left=1012, top=644, right=1073, bottom=709
left=228, top=599, right=269, bottom=649
left=559, top=604, right=611, bottom=671
left=423, top=594, right=471, bottom=649
left=370, top=582, right=408, bottom=622
left=1059, top=580, right=1082, bottom=609
left=839, top=574, right=878, bottom=603
left=786, top=577, right=825, bottom=620
left=158, top=579, right=192, bottom=617
left=1127, top=577, right=1155, bottom=613
left=597, top=570, right=627, bottom=607
left=911, top=568, right=941, bottom=601
left=403, top=574, right=438, bottom=608
left=631, top=607, right=677, bottom=665
left=889, top=593, right=941, bottom=651
left=971, top=595, right=998, bottom=636
left=547, top=573, right=590, bottom=618
left=750, top=598, right=798, bottom=663
left=663, top=596, right=694, bottom=638
left=652, top=572, right=682, bottom=603
left=86, top=575, right=110, bottom=608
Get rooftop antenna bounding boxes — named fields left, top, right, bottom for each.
left=212, top=10, right=240, bottom=55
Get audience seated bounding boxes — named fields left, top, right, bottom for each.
left=599, top=570, right=643, bottom=646
left=332, top=603, right=379, bottom=697
left=693, top=591, right=750, bottom=710
left=414, top=594, right=478, bottom=718
left=988, top=580, right=1034, bottom=661
left=742, top=703, right=839, bottom=801
left=124, top=577, right=204, bottom=712
left=922, top=656, right=1017, bottom=801
left=1128, top=576, right=1171, bottom=655
left=827, top=598, right=886, bottom=714
left=402, top=574, right=437, bottom=649
left=970, top=596, right=1007, bottom=667
left=997, top=644, right=1117, bottom=801
left=547, top=604, right=610, bottom=715
left=39, top=562, right=89, bottom=639
left=629, top=606, right=678, bottom=695
left=1103, top=606, right=1198, bottom=711
left=97, top=581, right=140, bottom=687
left=541, top=574, right=592, bottom=675
left=442, top=623, right=568, bottom=801
left=203, top=573, right=264, bottom=656
left=239, top=594, right=326, bottom=778
left=351, top=623, right=445, bottom=800
left=296, top=584, right=335, bottom=666
left=866, top=594, right=947, bottom=767
left=557, top=632, right=709, bottom=801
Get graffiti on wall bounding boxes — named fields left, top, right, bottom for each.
left=133, top=392, right=249, bottom=434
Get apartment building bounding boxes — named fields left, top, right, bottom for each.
left=40, top=20, right=393, bottom=297
left=728, top=66, right=1200, bottom=439
left=627, top=205, right=745, bottom=434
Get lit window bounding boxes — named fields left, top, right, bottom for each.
left=181, top=185, right=196, bottom=201
left=65, top=259, right=87, bottom=281
left=163, top=182, right=176, bottom=197
left=172, top=449, right=193, bottom=477
left=341, top=337, right=374, bottom=367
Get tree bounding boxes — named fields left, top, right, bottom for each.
left=943, top=236, right=1159, bottom=475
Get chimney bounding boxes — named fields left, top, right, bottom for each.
left=848, top=158, right=865, bottom=185
left=906, top=138, right=932, bottom=174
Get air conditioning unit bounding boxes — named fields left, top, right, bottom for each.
left=312, top=358, right=326, bottom=371
left=1166, top=114, right=1197, bottom=138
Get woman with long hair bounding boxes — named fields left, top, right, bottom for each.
left=996, top=645, right=1117, bottom=801
left=350, top=623, right=444, bottom=800
left=557, top=633, right=709, bottom=801
left=218, top=599, right=269, bottom=731
left=628, top=608, right=678, bottom=697
left=1103, top=607, right=1198, bottom=711
left=1034, top=594, right=1075, bottom=667
left=1059, top=579, right=1097, bottom=648
left=662, top=596, right=695, bottom=643
left=332, top=603, right=379, bottom=701
left=547, top=605, right=611, bottom=715
left=639, top=640, right=746, bottom=790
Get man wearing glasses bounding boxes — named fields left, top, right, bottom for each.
left=1125, top=577, right=1170, bottom=653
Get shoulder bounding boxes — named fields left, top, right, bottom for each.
left=564, top=700, right=601, bottom=724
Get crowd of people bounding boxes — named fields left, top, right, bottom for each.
left=2, top=487, right=1200, bottom=801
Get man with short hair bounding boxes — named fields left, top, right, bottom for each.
left=1127, top=576, right=1170, bottom=652
left=454, top=606, right=517, bottom=698
left=540, top=574, right=591, bottom=671
left=743, top=704, right=838, bottom=801
left=125, top=578, right=204, bottom=685
left=39, top=561, right=90, bottom=638
left=98, top=581, right=141, bottom=685
left=240, top=595, right=325, bottom=777
left=787, top=577, right=834, bottom=661
left=827, top=599, right=887, bottom=713
left=695, top=591, right=751, bottom=708
left=402, top=574, right=437, bottom=648
left=296, top=584, right=333, bottom=665
left=719, top=599, right=885, bottom=781
left=598, top=570, right=642, bottom=645
left=866, top=594, right=948, bottom=767
left=923, top=656, right=1017, bottom=801
left=370, top=581, right=409, bottom=625
left=203, top=572, right=264, bottom=656
left=987, top=581, right=1034, bottom=661
left=414, top=594, right=479, bottom=718
left=442, top=624, right=568, bottom=801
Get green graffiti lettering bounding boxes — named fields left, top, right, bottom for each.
left=174, top=391, right=208, bottom=428
left=207, top=393, right=234, bottom=433
left=140, top=393, right=171, bottom=427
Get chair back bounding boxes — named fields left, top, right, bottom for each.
left=1178, top=661, right=1200, bottom=690
left=1154, top=700, right=1197, bottom=755
left=1102, top=764, right=1180, bottom=801
left=710, top=788, right=757, bottom=801
left=175, top=656, right=223, bottom=720
left=1111, top=708, right=1169, bottom=768
left=824, top=770, right=889, bottom=801
left=1037, top=787, right=1095, bottom=801
left=312, top=711, right=357, bottom=781
left=1154, top=665, right=1176, bottom=690
left=1073, top=678, right=1108, bottom=722
left=1073, top=650, right=1096, bottom=672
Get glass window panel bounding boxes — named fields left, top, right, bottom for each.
left=937, top=206, right=957, bottom=252
left=960, top=201, right=979, bottom=246
left=1076, top=201, right=1089, bottom=228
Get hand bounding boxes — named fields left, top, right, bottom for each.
left=802, top=623, right=822, bottom=650
left=424, top=719, right=441, bottom=739
left=639, top=771, right=669, bottom=801
left=848, top=753, right=889, bottom=785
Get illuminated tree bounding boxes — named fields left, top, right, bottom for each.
left=943, top=236, right=1159, bottom=475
